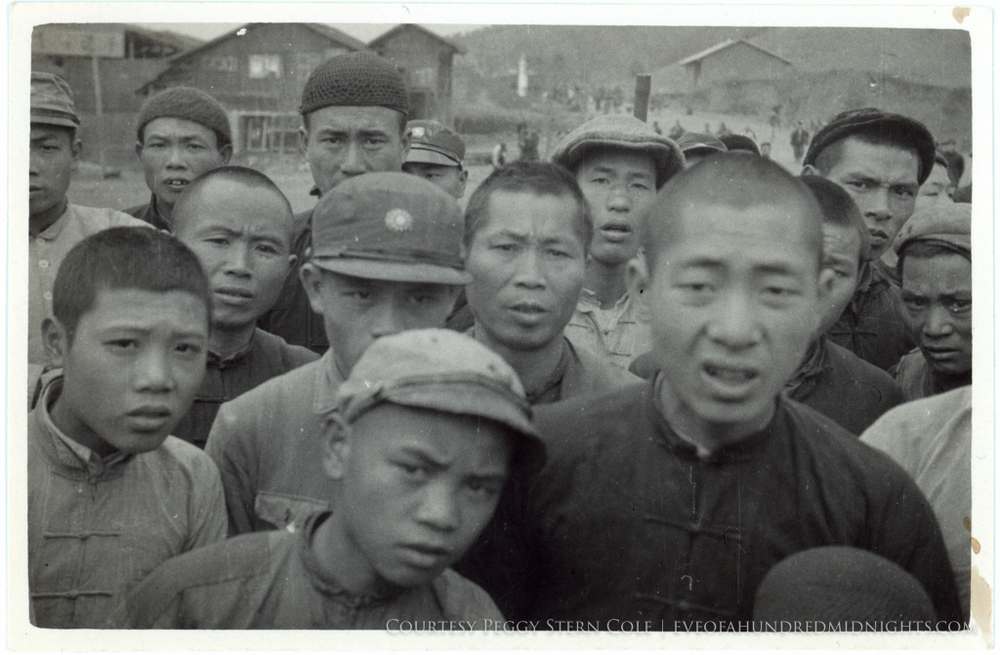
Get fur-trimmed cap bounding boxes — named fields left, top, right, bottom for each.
left=300, top=51, right=408, bottom=118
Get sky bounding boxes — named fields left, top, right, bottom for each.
left=137, top=22, right=483, bottom=44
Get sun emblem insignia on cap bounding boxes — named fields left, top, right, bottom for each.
left=385, top=208, right=414, bottom=232
left=411, top=126, right=426, bottom=139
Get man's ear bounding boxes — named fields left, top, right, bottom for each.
left=817, top=266, right=837, bottom=305
left=399, top=129, right=411, bottom=167
left=322, top=414, right=351, bottom=481
left=134, top=141, right=144, bottom=159
left=801, top=164, right=820, bottom=177
left=287, top=253, right=298, bottom=270
left=457, top=168, right=469, bottom=199
left=299, top=125, right=310, bottom=156
left=219, top=143, right=233, bottom=165
left=299, top=263, right=326, bottom=315
left=627, top=252, right=652, bottom=322
left=41, top=318, right=69, bottom=368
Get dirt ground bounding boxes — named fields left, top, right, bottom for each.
left=67, top=163, right=496, bottom=215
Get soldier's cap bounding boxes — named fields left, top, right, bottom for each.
left=310, top=172, right=471, bottom=285
left=550, top=114, right=685, bottom=188
left=300, top=51, right=408, bottom=118
left=803, top=108, right=936, bottom=185
left=337, top=329, right=546, bottom=474
left=31, top=72, right=80, bottom=129
left=719, top=133, right=760, bottom=155
left=406, top=119, right=466, bottom=167
left=894, top=201, right=971, bottom=259
left=676, top=132, right=728, bottom=157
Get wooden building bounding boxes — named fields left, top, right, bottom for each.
left=138, top=23, right=367, bottom=154
left=369, top=24, right=464, bottom=125
left=32, top=23, right=200, bottom=113
left=677, top=39, right=793, bottom=91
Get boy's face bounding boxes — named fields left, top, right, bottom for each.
left=45, top=288, right=209, bottom=456
left=464, top=190, right=587, bottom=353
left=643, top=200, right=824, bottom=439
left=818, top=137, right=920, bottom=260
left=576, top=149, right=657, bottom=266
left=401, top=162, right=468, bottom=199
left=326, top=403, right=511, bottom=592
left=300, top=267, right=457, bottom=377
left=818, top=222, right=862, bottom=334
left=137, top=117, right=231, bottom=210
left=900, top=253, right=972, bottom=376
left=915, top=162, right=954, bottom=211
left=29, top=124, right=81, bottom=219
left=174, top=180, right=295, bottom=333
left=301, top=106, right=409, bottom=196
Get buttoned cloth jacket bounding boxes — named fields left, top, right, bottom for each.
left=861, top=385, right=972, bottom=618
left=784, top=336, right=905, bottom=435
left=28, top=376, right=227, bottom=628
left=457, top=378, right=962, bottom=626
left=827, top=261, right=915, bottom=372
left=117, top=512, right=503, bottom=629
left=171, top=328, right=318, bottom=449
left=565, top=288, right=651, bottom=371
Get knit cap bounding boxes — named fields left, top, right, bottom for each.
left=551, top=114, right=685, bottom=188
left=137, top=86, right=231, bottom=147
left=803, top=108, right=936, bottom=185
left=753, top=546, right=936, bottom=625
left=300, top=51, right=408, bottom=117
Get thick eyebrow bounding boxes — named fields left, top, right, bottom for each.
left=396, top=445, right=451, bottom=468
left=96, top=325, right=207, bottom=341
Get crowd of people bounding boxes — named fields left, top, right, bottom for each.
left=27, top=49, right=974, bottom=631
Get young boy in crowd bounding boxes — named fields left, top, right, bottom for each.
left=802, top=108, right=935, bottom=371
left=462, top=161, right=637, bottom=404
left=128, top=86, right=232, bottom=231
left=29, top=73, right=148, bottom=386
left=783, top=175, right=905, bottom=434
left=117, top=329, right=545, bottom=629
left=29, top=227, right=226, bottom=628
left=168, top=167, right=318, bottom=448
left=206, top=173, right=466, bottom=535
left=402, top=119, right=469, bottom=199
left=460, top=153, right=961, bottom=625
left=892, top=202, right=972, bottom=400
left=550, top=114, right=685, bottom=369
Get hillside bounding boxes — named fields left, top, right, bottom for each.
left=453, top=24, right=971, bottom=92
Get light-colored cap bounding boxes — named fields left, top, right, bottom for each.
left=407, top=119, right=465, bottom=167
left=337, top=329, right=546, bottom=473
left=894, top=202, right=971, bottom=258
left=550, top=114, right=685, bottom=188
left=31, top=72, right=80, bottom=128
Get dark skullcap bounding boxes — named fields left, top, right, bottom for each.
left=137, top=86, right=231, bottom=147
left=300, top=51, right=408, bottom=117
left=803, top=108, right=936, bottom=185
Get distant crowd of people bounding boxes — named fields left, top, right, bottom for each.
left=27, top=49, right=972, bottom=632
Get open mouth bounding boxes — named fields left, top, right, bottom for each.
left=399, top=543, right=450, bottom=569
left=703, top=363, right=757, bottom=384
left=599, top=223, right=632, bottom=242
left=162, top=179, right=190, bottom=191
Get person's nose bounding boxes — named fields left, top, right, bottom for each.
left=512, top=248, right=546, bottom=289
left=606, top=184, right=631, bottom=212
left=340, top=141, right=366, bottom=177
left=133, top=347, right=177, bottom=394
left=705, top=291, right=761, bottom=350
left=922, top=305, right=955, bottom=339
left=369, top=298, right=407, bottom=339
left=414, top=481, right=460, bottom=532
left=862, top=188, right=893, bottom=224
left=165, top=144, right=187, bottom=170
left=223, top=242, right=252, bottom=278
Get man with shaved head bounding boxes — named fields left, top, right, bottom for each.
left=459, top=153, right=961, bottom=628
left=170, top=166, right=318, bottom=447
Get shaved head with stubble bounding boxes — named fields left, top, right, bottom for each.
left=637, top=153, right=835, bottom=450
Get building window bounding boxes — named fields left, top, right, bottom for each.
left=295, top=52, right=323, bottom=78
left=249, top=54, right=282, bottom=79
left=205, top=55, right=238, bottom=72
left=411, top=67, right=436, bottom=88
